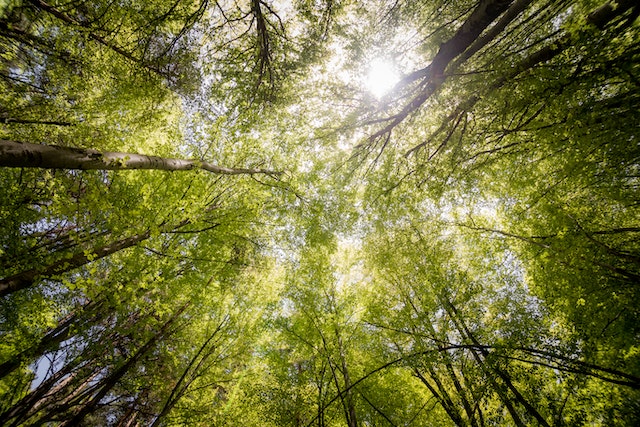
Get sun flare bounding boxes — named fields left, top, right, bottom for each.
left=365, top=59, right=399, bottom=99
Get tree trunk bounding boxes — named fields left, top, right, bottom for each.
left=366, top=0, right=515, bottom=142
left=2, top=308, right=155, bottom=425
left=0, top=140, right=282, bottom=176
left=0, top=216, right=196, bottom=297
left=413, top=368, right=467, bottom=427
left=404, top=0, right=638, bottom=157
left=26, top=0, right=166, bottom=77
left=405, top=296, right=480, bottom=426
left=58, top=303, right=189, bottom=426
left=0, top=230, right=151, bottom=297
left=1, top=352, right=90, bottom=425
left=115, top=389, right=149, bottom=427
left=442, top=297, right=551, bottom=427
left=0, top=299, right=103, bottom=380
left=0, top=228, right=109, bottom=273
left=334, top=325, right=358, bottom=427
left=150, top=318, right=226, bottom=426
left=0, top=312, right=75, bottom=381
left=421, top=325, right=480, bottom=426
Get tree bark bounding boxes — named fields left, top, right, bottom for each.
left=364, top=0, right=515, bottom=143
left=0, top=299, right=103, bottom=380
left=442, top=297, right=551, bottom=427
left=0, top=140, right=282, bottom=176
left=0, top=313, right=75, bottom=381
left=398, top=0, right=515, bottom=87
left=0, top=230, right=152, bottom=297
left=150, top=318, right=226, bottom=426
left=404, top=0, right=638, bottom=157
left=58, top=303, right=189, bottom=426
left=1, top=350, right=91, bottom=425
left=1, top=309, right=154, bottom=425
left=26, top=0, right=166, bottom=77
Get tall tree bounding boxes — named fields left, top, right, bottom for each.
left=1, top=0, right=638, bottom=425
left=0, top=140, right=282, bottom=175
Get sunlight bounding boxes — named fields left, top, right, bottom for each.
left=365, top=59, right=399, bottom=99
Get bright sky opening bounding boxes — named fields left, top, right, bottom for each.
left=365, top=59, right=399, bottom=99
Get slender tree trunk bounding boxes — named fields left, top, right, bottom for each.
left=150, top=317, right=227, bottom=426
left=115, top=389, right=149, bottom=427
left=423, top=327, right=479, bottom=426
left=413, top=368, right=466, bottom=426
left=455, top=345, right=527, bottom=427
left=251, top=0, right=274, bottom=90
left=0, top=312, right=75, bottom=380
left=316, top=362, right=328, bottom=427
left=0, top=216, right=196, bottom=297
left=406, top=297, right=479, bottom=426
left=0, top=299, right=103, bottom=380
left=38, top=369, right=106, bottom=421
left=3, top=309, right=156, bottom=425
left=318, top=333, right=350, bottom=427
left=0, top=228, right=109, bottom=273
left=26, top=0, right=165, bottom=77
left=333, top=325, right=358, bottom=427
left=0, top=230, right=151, bottom=297
left=405, top=0, right=638, bottom=157
left=442, top=297, right=551, bottom=427
left=0, top=140, right=282, bottom=176
left=1, top=353, right=91, bottom=425
left=59, top=304, right=189, bottom=426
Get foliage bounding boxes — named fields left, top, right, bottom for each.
left=0, top=0, right=638, bottom=425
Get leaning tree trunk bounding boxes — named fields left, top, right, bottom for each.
left=0, top=299, right=103, bottom=380
left=365, top=0, right=515, bottom=142
left=0, top=140, right=282, bottom=176
left=0, top=217, right=194, bottom=297
left=1, top=307, right=151, bottom=425
left=58, top=303, right=189, bottom=427
left=150, top=318, right=227, bottom=426
left=442, top=297, right=551, bottom=427
left=0, top=312, right=76, bottom=381
left=371, top=0, right=638, bottom=146
left=0, top=230, right=151, bottom=297
left=26, top=0, right=168, bottom=78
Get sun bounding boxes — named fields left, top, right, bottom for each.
left=365, top=59, right=399, bottom=99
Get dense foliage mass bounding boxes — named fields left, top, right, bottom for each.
left=0, top=0, right=638, bottom=425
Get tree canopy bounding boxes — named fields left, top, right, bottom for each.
left=1, top=0, right=639, bottom=425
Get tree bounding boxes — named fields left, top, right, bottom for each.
left=1, top=0, right=639, bottom=425
left=0, top=140, right=282, bottom=175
